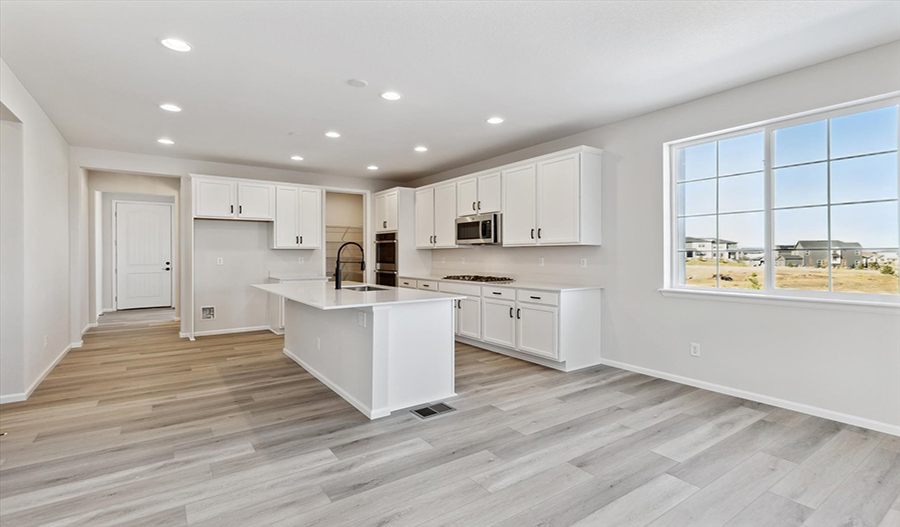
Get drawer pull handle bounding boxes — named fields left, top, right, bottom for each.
left=530, top=296, right=541, bottom=300
left=492, top=292, right=502, bottom=295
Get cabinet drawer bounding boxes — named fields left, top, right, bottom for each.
left=517, top=290, right=559, bottom=306
left=481, top=286, right=515, bottom=300
left=417, top=280, right=439, bottom=291
left=440, top=282, right=480, bottom=296
left=398, top=278, right=417, bottom=289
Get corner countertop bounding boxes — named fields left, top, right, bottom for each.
left=398, top=274, right=603, bottom=292
left=252, top=281, right=464, bottom=311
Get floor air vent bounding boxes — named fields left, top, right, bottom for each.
left=411, top=402, right=456, bottom=420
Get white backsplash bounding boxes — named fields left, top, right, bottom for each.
left=430, top=245, right=603, bottom=285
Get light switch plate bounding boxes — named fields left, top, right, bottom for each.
left=298, top=257, right=305, bottom=264
left=580, top=258, right=587, bottom=268
left=538, top=258, right=545, bottom=267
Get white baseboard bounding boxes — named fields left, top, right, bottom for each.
left=599, top=358, right=900, bottom=437
left=192, top=325, right=270, bottom=337
left=174, top=317, right=181, bottom=322
left=0, top=341, right=77, bottom=405
left=82, top=323, right=97, bottom=334
left=283, top=347, right=385, bottom=419
left=101, top=308, right=115, bottom=313
left=178, top=332, right=196, bottom=341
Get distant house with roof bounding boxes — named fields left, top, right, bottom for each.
left=684, top=237, right=738, bottom=259
left=777, top=240, right=863, bottom=268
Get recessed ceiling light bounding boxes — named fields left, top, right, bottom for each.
left=367, top=165, right=379, bottom=170
left=159, top=103, right=182, bottom=112
left=347, top=79, right=368, bottom=88
left=414, top=146, right=428, bottom=152
left=160, top=38, right=192, bottom=52
left=157, top=138, right=174, bottom=145
left=380, top=92, right=402, bottom=101
left=487, top=116, right=504, bottom=124
left=291, top=155, right=304, bottom=161
left=325, top=131, right=341, bottom=138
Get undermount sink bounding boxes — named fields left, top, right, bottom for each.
left=341, top=285, right=388, bottom=292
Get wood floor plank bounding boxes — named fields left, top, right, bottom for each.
left=651, top=405, right=767, bottom=462
left=722, top=492, right=813, bottom=527
left=570, top=473, right=698, bottom=527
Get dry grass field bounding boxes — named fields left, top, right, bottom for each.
left=684, top=259, right=899, bottom=294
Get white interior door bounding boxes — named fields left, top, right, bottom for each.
left=115, top=202, right=172, bottom=310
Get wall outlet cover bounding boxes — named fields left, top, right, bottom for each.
left=690, top=343, right=700, bottom=357
left=298, top=257, right=304, bottom=264
left=538, top=257, right=545, bottom=267
left=580, top=258, right=587, bottom=268
left=216, top=257, right=224, bottom=266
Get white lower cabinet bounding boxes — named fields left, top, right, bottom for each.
left=456, top=297, right=481, bottom=339
left=481, top=297, right=516, bottom=348
left=516, top=302, right=558, bottom=359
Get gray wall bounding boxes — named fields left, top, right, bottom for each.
left=409, top=42, right=900, bottom=431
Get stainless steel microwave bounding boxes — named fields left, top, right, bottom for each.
left=456, top=213, right=501, bottom=245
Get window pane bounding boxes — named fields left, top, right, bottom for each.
left=719, top=132, right=764, bottom=176
left=774, top=162, right=828, bottom=208
left=719, top=172, right=764, bottom=213
left=830, top=106, right=899, bottom=159
left=681, top=252, right=717, bottom=287
left=774, top=206, right=827, bottom=247
left=678, top=179, right=717, bottom=216
left=775, top=263, right=829, bottom=291
left=831, top=201, right=899, bottom=248
left=719, top=211, right=764, bottom=250
left=717, top=252, right=765, bottom=290
left=833, top=249, right=899, bottom=295
left=831, top=152, right=898, bottom=204
left=678, top=142, right=716, bottom=181
left=678, top=215, right=716, bottom=250
left=774, top=120, right=827, bottom=167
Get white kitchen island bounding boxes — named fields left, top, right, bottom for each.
left=252, top=281, right=464, bottom=419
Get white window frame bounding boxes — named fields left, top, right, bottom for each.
left=662, top=93, right=900, bottom=312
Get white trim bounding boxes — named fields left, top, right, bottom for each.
left=282, top=347, right=388, bottom=419
left=0, top=341, right=77, bottom=405
left=178, top=332, right=195, bottom=341
left=113, top=199, right=175, bottom=311
left=101, top=308, right=115, bottom=313
left=173, top=317, right=180, bottom=322
left=659, top=287, right=900, bottom=314
left=191, top=325, right=271, bottom=337
left=600, top=357, right=899, bottom=437
left=82, top=323, right=97, bottom=334
left=456, top=336, right=579, bottom=371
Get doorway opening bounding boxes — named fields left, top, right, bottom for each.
left=325, top=191, right=365, bottom=283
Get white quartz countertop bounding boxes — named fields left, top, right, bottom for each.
left=252, top=281, right=463, bottom=310
left=268, top=273, right=330, bottom=281
left=399, top=274, right=602, bottom=292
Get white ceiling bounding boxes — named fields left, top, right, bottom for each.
left=1, top=1, right=898, bottom=181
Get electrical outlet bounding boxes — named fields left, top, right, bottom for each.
left=358, top=312, right=366, bottom=328
left=580, top=258, right=587, bottom=268
left=216, top=257, right=224, bottom=266
left=316, top=337, right=321, bottom=350
left=538, top=257, right=545, bottom=267
left=43, top=335, right=48, bottom=349
left=201, top=306, right=216, bottom=320
left=441, top=256, right=446, bottom=264
left=690, top=343, right=700, bottom=357
left=460, top=256, right=465, bottom=264
left=298, top=257, right=304, bottom=264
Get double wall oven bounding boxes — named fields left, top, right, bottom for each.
left=374, top=233, right=398, bottom=287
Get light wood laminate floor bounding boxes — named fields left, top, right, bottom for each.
left=1, top=317, right=898, bottom=527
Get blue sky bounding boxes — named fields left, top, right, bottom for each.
left=678, top=105, right=899, bottom=251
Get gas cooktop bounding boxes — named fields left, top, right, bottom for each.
left=442, top=275, right=515, bottom=284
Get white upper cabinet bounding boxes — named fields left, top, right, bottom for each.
left=297, top=187, right=322, bottom=248
left=478, top=172, right=502, bottom=213
left=457, top=178, right=478, bottom=217
left=237, top=182, right=275, bottom=220
left=274, top=185, right=300, bottom=247
left=536, top=154, right=579, bottom=244
left=375, top=190, right=398, bottom=232
left=433, top=183, right=457, bottom=248
left=501, top=149, right=601, bottom=247
left=502, top=164, right=538, bottom=246
left=456, top=172, right=501, bottom=217
left=415, top=188, right=435, bottom=248
left=195, top=178, right=237, bottom=218
left=272, top=185, right=321, bottom=249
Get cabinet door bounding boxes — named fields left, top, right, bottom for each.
left=415, top=188, right=435, bottom=248
left=237, top=182, right=275, bottom=220
left=433, top=184, right=457, bottom=248
left=502, top=165, right=537, bottom=246
left=195, top=179, right=236, bottom=218
left=457, top=178, right=478, bottom=217
left=298, top=188, right=321, bottom=248
left=478, top=172, right=502, bottom=213
left=375, top=193, right=388, bottom=232
left=385, top=191, right=398, bottom=231
left=482, top=298, right=515, bottom=348
left=457, top=297, right=481, bottom=339
left=537, top=154, right=580, bottom=244
left=516, top=303, right=558, bottom=359
left=274, top=186, right=299, bottom=248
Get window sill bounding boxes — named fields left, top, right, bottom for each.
left=659, top=288, right=900, bottom=314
